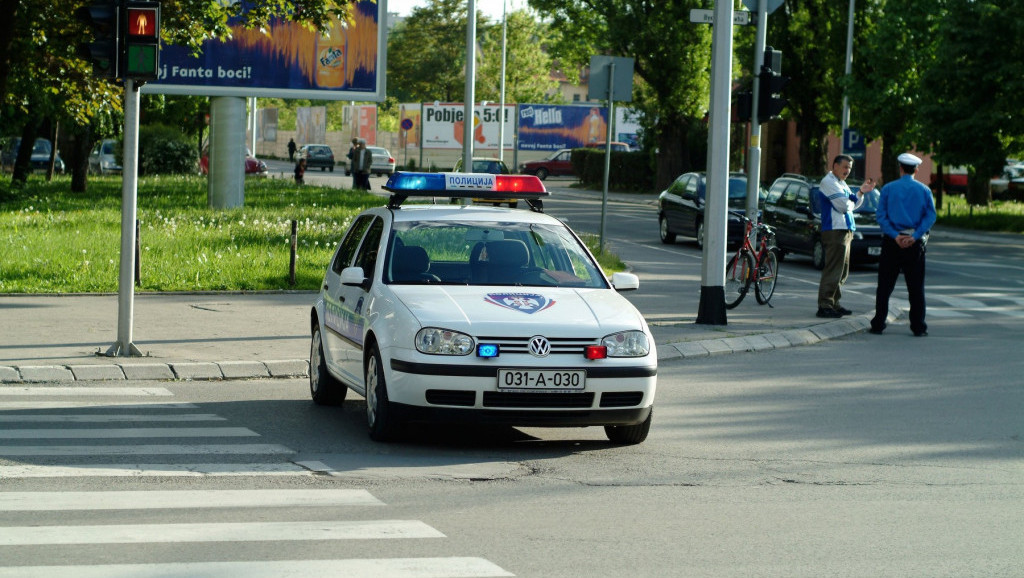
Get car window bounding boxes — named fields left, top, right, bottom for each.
left=556, top=151, right=570, bottom=161
left=332, top=214, right=375, bottom=274
left=32, top=140, right=51, bottom=154
left=795, top=184, right=810, bottom=204
left=774, top=182, right=798, bottom=209
left=683, top=175, right=699, bottom=197
left=727, top=178, right=749, bottom=199
left=766, top=179, right=787, bottom=203
left=102, top=141, right=115, bottom=154
left=386, top=220, right=606, bottom=288
left=353, top=218, right=384, bottom=281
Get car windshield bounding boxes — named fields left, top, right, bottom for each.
left=385, top=220, right=607, bottom=288
left=855, top=189, right=880, bottom=213
left=32, top=140, right=51, bottom=155
left=101, top=141, right=115, bottom=154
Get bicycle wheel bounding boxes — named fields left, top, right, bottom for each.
left=755, top=249, right=779, bottom=305
left=724, top=250, right=754, bottom=309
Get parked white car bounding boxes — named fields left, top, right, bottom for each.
left=88, top=139, right=122, bottom=175
left=309, top=172, right=657, bottom=443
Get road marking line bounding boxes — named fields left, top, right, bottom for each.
left=0, top=557, right=514, bottom=578
left=0, top=520, right=445, bottom=545
left=0, top=387, right=173, bottom=396
left=0, top=401, right=198, bottom=409
left=0, top=444, right=295, bottom=456
left=0, top=413, right=225, bottom=423
left=0, top=462, right=315, bottom=477
left=0, top=427, right=258, bottom=439
left=0, top=489, right=384, bottom=510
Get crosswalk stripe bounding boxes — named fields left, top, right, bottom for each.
left=0, top=413, right=225, bottom=423
left=0, top=401, right=199, bottom=409
left=0, top=462, right=317, bottom=477
left=0, top=444, right=295, bottom=456
left=0, top=387, right=173, bottom=396
left=0, top=557, right=515, bottom=578
left=0, top=489, right=384, bottom=510
left=0, top=520, right=445, bottom=545
left=0, top=427, right=258, bottom=439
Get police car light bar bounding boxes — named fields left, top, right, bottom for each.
left=384, top=172, right=549, bottom=209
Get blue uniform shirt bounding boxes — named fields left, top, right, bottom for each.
left=876, top=174, right=937, bottom=240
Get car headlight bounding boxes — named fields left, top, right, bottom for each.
left=602, top=330, right=650, bottom=357
left=415, top=327, right=475, bottom=355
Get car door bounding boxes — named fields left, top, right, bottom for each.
left=678, top=174, right=702, bottom=235
left=769, top=181, right=801, bottom=251
left=660, top=174, right=689, bottom=234
left=551, top=150, right=573, bottom=175
left=791, top=182, right=819, bottom=254
left=321, top=214, right=377, bottom=385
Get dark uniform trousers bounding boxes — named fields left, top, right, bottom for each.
left=871, top=236, right=927, bottom=334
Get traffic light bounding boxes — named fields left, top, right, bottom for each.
left=123, top=1, right=161, bottom=80
left=733, top=91, right=752, bottom=123
left=76, top=1, right=121, bottom=79
left=757, top=48, right=789, bottom=124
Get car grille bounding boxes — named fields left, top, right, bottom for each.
left=482, top=392, right=595, bottom=408
left=476, top=336, right=598, bottom=355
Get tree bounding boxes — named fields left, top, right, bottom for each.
left=528, top=0, right=712, bottom=191
left=475, top=9, right=560, bottom=104
left=917, top=0, right=1024, bottom=205
left=386, top=0, right=480, bottom=103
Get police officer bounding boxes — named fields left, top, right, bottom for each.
left=870, top=152, right=937, bottom=336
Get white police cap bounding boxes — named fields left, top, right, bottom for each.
left=897, top=152, right=922, bottom=166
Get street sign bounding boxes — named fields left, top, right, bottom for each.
left=742, top=0, right=784, bottom=14
left=689, top=9, right=752, bottom=25
left=401, top=118, right=414, bottom=131
left=843, top=128, right=865, bottom=158
left=587, top=56, right=635, bottom=102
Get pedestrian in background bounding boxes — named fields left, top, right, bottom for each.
left=354, top=139, right=372, bottom=190
left=870, top=152, right=937, bottom=337
left=347, top=137, right=359, bottom=188
left=294, top=157, right=306, bottom=185
left=816, top=154, right=875, bottom=318
left=287, top=138, right=297, bottom=162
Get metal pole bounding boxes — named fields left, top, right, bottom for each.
left=106, top=78, right=142, bottom=357
left=695, top=0, right=735, bottom=325
left=841, top=0, right=855, bottom=147
left=745, top=0, right=768, bottom=222
left=599, top=62, right=614, bottom=255
left=462, top=0, right=477, bottom=181
left=497, top=0, right=508, bottom=163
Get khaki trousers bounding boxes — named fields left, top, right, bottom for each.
left=818, top=229, right=853, bottom=309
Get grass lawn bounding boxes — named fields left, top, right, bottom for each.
left=1, top=174, right=628, bottom=293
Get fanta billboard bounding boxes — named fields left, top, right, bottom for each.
left=517, top=104, right=610, bottom=151
left=143, top=0, right=384, bottom=101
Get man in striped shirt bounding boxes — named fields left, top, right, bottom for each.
left=816, top=154, right=876, bottom=318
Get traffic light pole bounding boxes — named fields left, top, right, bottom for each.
left=106, top=78, right=142, bottom=357
left=745, top=0, right=768, bottom=223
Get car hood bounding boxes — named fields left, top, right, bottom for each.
left=390, top=285, right=647, bottom=337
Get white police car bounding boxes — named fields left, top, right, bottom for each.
left=310, top=172, right=657, bottom=443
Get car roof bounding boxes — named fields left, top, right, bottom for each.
left=388, top=203, right=562, bottom=226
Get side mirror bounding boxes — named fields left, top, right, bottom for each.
left=610, top=272, right=639, bottom=292
left=340, top=266, right=370, bottom=291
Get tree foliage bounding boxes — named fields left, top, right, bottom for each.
left=528, top=0, right=712, bottom=190
left=475, top=9, right=560, bottom=104
left=386, top=0, right=479, bottom=103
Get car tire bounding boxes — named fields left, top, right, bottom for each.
left=366, top=345, right=400, bottom=442
left=696, top=220, right=705, bottom=249
left=536, top=167, right=549, bottom=180
left=605, top=409, right=652, bottom=444
left=658, top=214, right=676, bottom=244
left=812, top=238, right=825, bottom=270
left=309, top=325, right=347, bottom=406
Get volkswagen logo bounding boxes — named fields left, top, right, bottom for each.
left=528, top=335, right=551, bottom=357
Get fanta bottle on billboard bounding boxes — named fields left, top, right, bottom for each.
left=316, top=17, right=347, bottom=88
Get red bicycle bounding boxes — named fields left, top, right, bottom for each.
left=725, top=211, right=778, bottom=309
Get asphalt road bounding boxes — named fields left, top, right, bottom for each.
left=1, top=187, right=1022, bottom=576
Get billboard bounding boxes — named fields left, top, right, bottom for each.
left=143, top=0, right=385, bottom=100
left=399, top=103, right=421, bottom=149
left=517, top=104, right=611, bottom=151
left=421, top=103, right=515, bottom=150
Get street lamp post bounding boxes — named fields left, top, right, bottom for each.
left=497, top=0, right=508, bottom=163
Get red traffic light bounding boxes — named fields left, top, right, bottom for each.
left=126, top=2, right=159, bottom=40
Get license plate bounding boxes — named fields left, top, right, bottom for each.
left=497, top=369, right=586, bottom=391
left=868, top=246, right=881, bottom=256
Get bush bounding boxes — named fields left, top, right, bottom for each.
left=138, top=124, right=199, bottom=175
left=572, top=149, right=653, bottom=191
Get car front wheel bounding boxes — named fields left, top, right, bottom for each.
left=605, top=409, right=652, bottom=444
left=812, top=238, right=825, bottom=270
left=658, top=214, right=676, bottom=244
left=310, top=325, right=347, bottom=406
left=366, top=346, right=400, bottom=441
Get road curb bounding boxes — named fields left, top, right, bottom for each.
left=0, top=360, right=310, bottom=384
